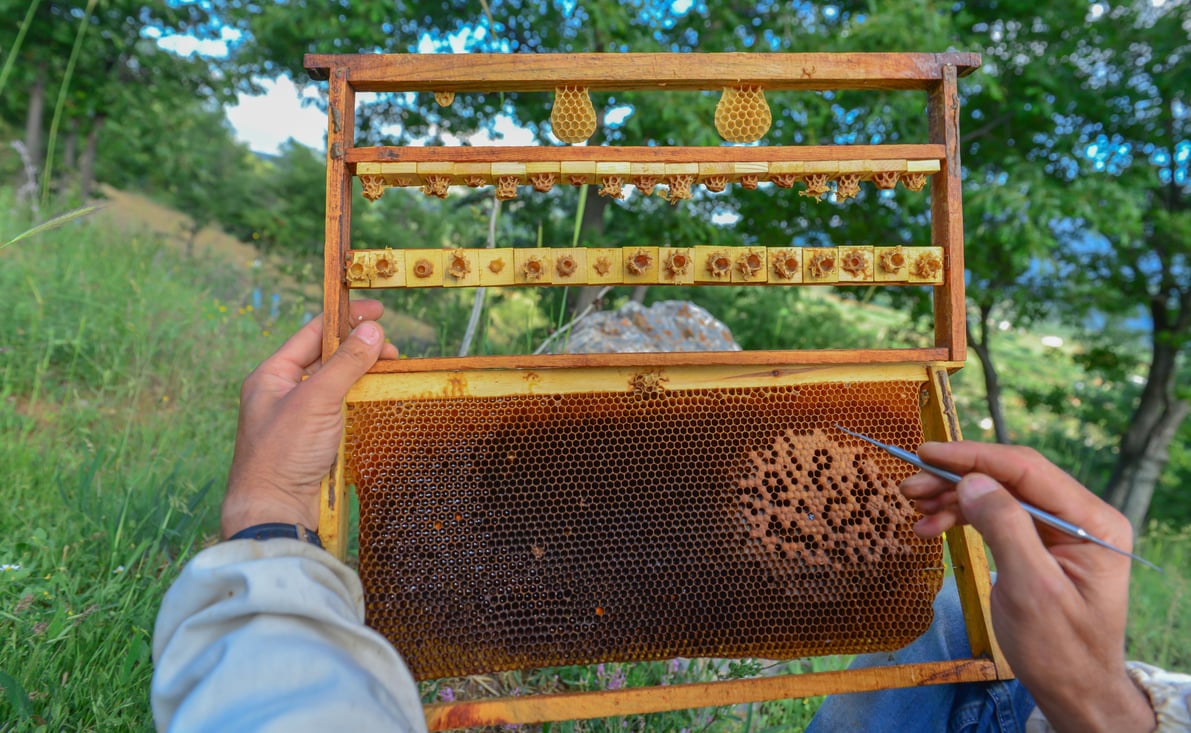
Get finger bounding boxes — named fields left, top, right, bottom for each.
left=348, top=298, right=385, bottom=324
left=900, top=472, right=953, bottom=499
left=261, top=317, right=324, bottom=378
left=917, top=442, right=1117, bottom=536
left=912, top=491, right=959, bottom=516
left=955, top=473, right=1058, bottom=579
left=913, top=507, right=962, bottom=538
left=303, top=320, right=384, bottom=403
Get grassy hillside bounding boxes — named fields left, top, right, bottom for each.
left=0, top=189, right=1185, bottom=729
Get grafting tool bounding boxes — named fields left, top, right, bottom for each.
left=834, top=424, right=1163, bottom=573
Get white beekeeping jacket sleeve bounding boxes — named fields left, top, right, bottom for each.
left=152, top=539, right=428, bottom=732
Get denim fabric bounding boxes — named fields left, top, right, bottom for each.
left=806, top=579, right=1035, bottom=733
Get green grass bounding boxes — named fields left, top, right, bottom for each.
left=0, top=189, right=309, bottom=730
left=0, top=189, right=1187, bottom=731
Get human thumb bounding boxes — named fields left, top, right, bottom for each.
left=957, top=473, right=1050, bottom=578
left=305, top=321, right=384, bottom=401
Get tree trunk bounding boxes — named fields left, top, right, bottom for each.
left=79, top=114, right=106, bottom=200
left=62, top=118, right=79, bottom=196
left=966, top=304, right=1010, bottom=443
left=24, top=62, right=47, bottom=171
left=1105, top=340, right=1191, bottom=531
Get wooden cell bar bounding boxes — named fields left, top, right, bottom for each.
left=423, top=659, right=998, bottom=730
left=304, top=52, right=981, bottom=92
left=364, top=349, right=954, bottom=375
left=344, top=246, right=944, bottom=288
left=347, top=144, right=944, bottom=165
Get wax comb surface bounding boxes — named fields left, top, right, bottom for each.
left=348, top=379, right=944, bottom=680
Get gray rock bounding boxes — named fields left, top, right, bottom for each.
left=557, top=300, right=740, bottom=354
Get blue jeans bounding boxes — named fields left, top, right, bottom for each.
left=806, top=579, right=1036, bottom=733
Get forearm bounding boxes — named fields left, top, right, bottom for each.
left=151, top=539, right=427, bottom=732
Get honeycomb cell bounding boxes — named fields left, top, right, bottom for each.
left=495, top=176, right=519, bottom=201
left=634, top=176, right=660, bottom=196
left=374, top=250, right=398, bottom=279
left=664, top=174, right=696, bottom=205
left=879, top=248, right=907, bottom=275
left=714, top=85, right=773, bottom=143
left=835, top=174, right=861, bottom=201
left=422, top=175, right=450, bottom=199
left=348, top=379, right=944, bottom=680
left=599, top=175, right=626, bottom=200
left=447, top=250, right=471, bottom=280
left=531, top=172, right=557, bottom=193
left=911, top=252, right=943, bottom=282
left=801, top=173, right=831, bottom=201
left=902, top=172, right=929, bottom=192
left=464, top=174, right=487, bottom=188
left=551, top=86, right=598, bottom=144
left=872, top=170, right=900, bottom=190
left=360, top=174, right=385, bottom=202
left=704, top=175, right=729, bottom=193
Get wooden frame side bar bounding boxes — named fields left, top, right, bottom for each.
left=318, top=66, right=357, bottom=559
left=364, top=349, right=951, bottom=374
left=347, top=144, right=945, bottom=165
left=921, top=366, right=1012, bottom=678
left=424, top=659, right=997, bottom=730
left=304, top=52, right=981, bottom=91
left=928, top=65, right=967, bottom=362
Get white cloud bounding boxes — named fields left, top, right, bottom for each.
left=225, top=77, right=328, bottom=155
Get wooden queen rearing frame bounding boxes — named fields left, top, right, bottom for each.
left=304, top=52, right=1011, bottom=730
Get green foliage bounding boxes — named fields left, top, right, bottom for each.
left=0, top=188, right=301, bottom=728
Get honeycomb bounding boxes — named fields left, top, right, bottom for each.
left=801, top=173, right=831, bottom=201
left=598, top=175, right=625, bottom=200
left=835, top=174, right=861, bottom=201
left=715, top=85, right=772, bottom=143
left=551, top=86, right=597, bottom=144
left=495, top=175, right=519, bottom=201
left=872, top=171, right=900, bottom=190
left=434, top=90, right=455, bottom=107
left=879, top=247, right=907, bottom=275
left=530, top=172, right=557, bottom=193
left=704, top=175, right=728, bottom=193
left=360, top=174, right=385, bottom=202
left=422, top=175, right=450, bottom=199
left=348, top=379, right=944, bottom=681
left=664, top=174, right=695, bottom=204
left=902, top=172, right=929, bottom=192
left=633, top=175, right=660, bottom=196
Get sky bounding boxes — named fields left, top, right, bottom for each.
left=156, top=33, right=329, bottom=155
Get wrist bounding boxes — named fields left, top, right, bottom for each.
left=1039, top=671, right=1156, bottom=733
left=221, top=491, right=319, bottom=540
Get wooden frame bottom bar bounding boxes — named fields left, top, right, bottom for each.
left=424, top=659, right=1000, bottom=730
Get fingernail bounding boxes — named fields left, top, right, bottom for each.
left=961, top=474, right=998, bottom=500
left=355, top=322, right=380, bottom=345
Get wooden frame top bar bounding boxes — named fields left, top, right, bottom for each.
left=347, top=144, right=944, bottom=165
left=365, top=348, right=954, bottom=374
left=304, top=52, right=981, bottom=92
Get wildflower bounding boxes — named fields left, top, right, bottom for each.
left=161, top=395, right=170, bottom=403
left=1, top=564, right=21, bottom=571
left=218, top=305, right=227, bottom=313
left=438, top=686, right=455, bottom=703
left=113, top=566, right=125, bottom=574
